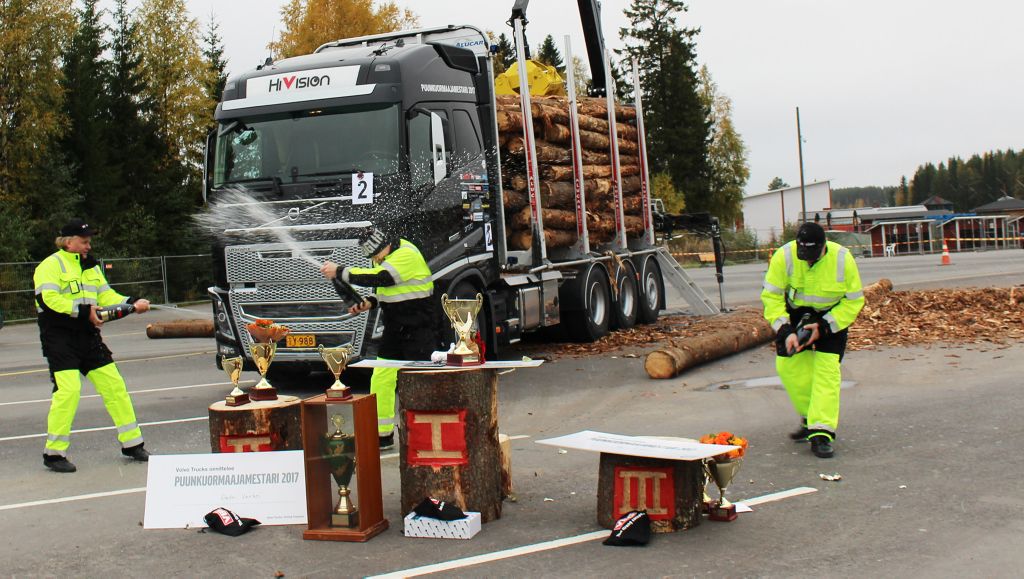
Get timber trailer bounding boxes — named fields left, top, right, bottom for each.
left=202, top=0, right=720, bottom=375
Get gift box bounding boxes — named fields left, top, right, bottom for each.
left=403, top=511, right=482, bottom=540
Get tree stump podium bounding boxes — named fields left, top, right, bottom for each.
left=208, top=395, right=302, bottom=453
left=397, top=369, right=503, bottom=522
left=596, top=453, right=704, bottom=533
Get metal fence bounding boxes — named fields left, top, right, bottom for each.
left=0, top=254, right=213, bottom=325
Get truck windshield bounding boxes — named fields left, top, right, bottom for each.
left=213, top=104, right=400, bottom=188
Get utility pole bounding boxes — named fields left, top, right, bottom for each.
left=796, top=107, right=806, bottom=224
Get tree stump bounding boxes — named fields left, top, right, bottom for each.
left=208, top=395, right=302, bottom=452
left=596, top=452, right=705, bottom=533
left=397, top=369, right=503, bottom=522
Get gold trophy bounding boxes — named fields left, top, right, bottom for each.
left=221, top=355, right=249, bottom=406
left=246, top=320, right=289, bottom=401
left=322, top=414, right=359, bottom=528
left=441, top=293, right=484, bottom=366
left=318, top=345, right=353, bottom=400
left=705, top=457, right=742, bottom=522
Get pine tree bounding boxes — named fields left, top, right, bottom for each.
left=202, top=15, right=228, bottom=137
left=536, top=34, right=565, bottom=74
left=619, top=0, right=710, bottom=214
left=62, top=0, right=116, bottom=223
left=768, top=177, right=789, bottom=190
left=493, top=32, right=516, bottom=75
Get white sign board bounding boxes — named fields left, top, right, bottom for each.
left=352, top=172, right=374, bottom=204
left=350, top=359, right=543, bottom=370
left=222, top=65, right=375, bottom=111
left=144, top=451, right=307, bottom=529
left=535, top=430, right=738, bottom=461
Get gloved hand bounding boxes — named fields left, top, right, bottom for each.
left=775, top=323, right=794, bottom=357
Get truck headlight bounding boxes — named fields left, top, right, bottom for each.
left=209, top=292, right=235, bottom=337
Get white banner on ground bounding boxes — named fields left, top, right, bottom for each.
left=350, top=359, right=544, bottom=370
left=144, top=451, right=306, bottom=529
left=535, top=430, right=738, bottom=461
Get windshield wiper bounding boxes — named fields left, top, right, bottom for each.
left=294, top=169, right=366, bottom=179
left=219, top=176, right=282, bottom=195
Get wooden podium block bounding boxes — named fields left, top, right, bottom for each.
left=301, top=394, right=388, bottom=542
left=397, top=369, right=503, bottom=523
left=596, top=453, right=704, bottom=533
left=208, top=395, right=302, bottom=453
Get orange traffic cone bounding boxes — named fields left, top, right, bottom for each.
left=940, top=241, right=952, bottom=266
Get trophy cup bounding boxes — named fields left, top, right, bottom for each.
left=322, top=414, right=359, bottom=528
left=246, top=320, right=289, bottom=401
left=318, top=345, right=353, bottom=400
left=221, top=355, right=249, bottom=406
left=441, top=293, right=484, bottom=366
left=705, top=457, right=743, bottom=522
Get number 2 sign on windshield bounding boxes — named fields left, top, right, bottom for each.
left=352, top=172, right=374, bottom=205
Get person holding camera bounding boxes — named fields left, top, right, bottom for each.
left=761, top=222, right=865, bottom=458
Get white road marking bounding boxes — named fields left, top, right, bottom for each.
left=368, top=486, right=818, bottom=578
left=0, top=350, right=215, bottom=378
left=0, top=487, right=147, bottom=512
left=0, top=380, right=243, bottom=407
left=0, top=416, right=208, bottom=442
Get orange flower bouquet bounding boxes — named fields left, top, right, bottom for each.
left=246, top=318, right=291, bottom=343
left=699, top=431, right=748, bottom=460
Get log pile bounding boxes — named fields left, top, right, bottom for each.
left=498, top=95, right=644, bottom=250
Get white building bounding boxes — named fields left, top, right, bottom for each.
left=741, top=180, right=832, bottom=242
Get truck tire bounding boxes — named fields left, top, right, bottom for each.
left=611, top=258, right=639, bottom=330
left=637, top=255, right=664, bottom=324
left=565, top=264, right=611, bottom=342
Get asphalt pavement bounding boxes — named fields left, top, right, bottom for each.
left=2, top=249, right=1022, bottom=577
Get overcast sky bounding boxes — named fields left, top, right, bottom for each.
left=179, top=0, right=1023, bottom=195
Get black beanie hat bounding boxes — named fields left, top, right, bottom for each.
left=796, top=222, right=826, bottom=261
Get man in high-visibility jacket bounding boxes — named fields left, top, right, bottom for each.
left=34, top=219, right=153, bottom=473
left=761, top=222, right=864, bottom=458
left=320, top=227, right=439, bottom=450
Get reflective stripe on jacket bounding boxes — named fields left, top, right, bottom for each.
left=761, top=240, right=865, bottom=334
left=34, top=250, right=129, bottom=328
left=345, top=239, right=434, bottom=303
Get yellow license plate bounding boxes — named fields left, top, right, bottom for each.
left=285, top=334, right=316, bottom=348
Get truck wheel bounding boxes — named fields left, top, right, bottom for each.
left=637, top=255, right=663, bottom=324
left=611, top=259, right=639, bottom=330
left=566, top=264, right=611, bottom=342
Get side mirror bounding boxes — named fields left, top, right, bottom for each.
left=430, top=111, right=447, bottom=185
left=203, top=128, right=215, bottom=204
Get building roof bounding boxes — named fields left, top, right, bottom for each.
left=973, top=195, right=1024, bottom=213
left=745, top=180, right=831, bottom=200
left=921, top=195, right=953, bottom=207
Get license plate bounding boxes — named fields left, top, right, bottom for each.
left=285, top=334, right=316, bottom=348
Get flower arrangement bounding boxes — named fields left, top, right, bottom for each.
left=246, top=318, right=290, bottom=343
left=699, top=431, right=749, bottom=460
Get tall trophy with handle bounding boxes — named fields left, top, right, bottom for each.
left=322, top=414, right=359, bottom=528
left=246, top=319, right=290, bottom=401
left=441, top=293, right=484, bottom=366
left=221, top=355, right=248, bottom=406
left=318, top=345, right=353, bottom=400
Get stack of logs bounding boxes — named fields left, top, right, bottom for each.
left=497, top=95, right=645, bottom=250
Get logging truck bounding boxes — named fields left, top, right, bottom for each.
left=202, top=1, right=718, bottom=375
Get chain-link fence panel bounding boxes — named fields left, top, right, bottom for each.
left=0, top=261, right=40, bottom=324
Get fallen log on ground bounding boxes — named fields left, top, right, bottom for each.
left=146, top=319, right=215, bottom=339
left=863, top=278, right=893, bottom=302
left=645, top=311, right=773, bottom=379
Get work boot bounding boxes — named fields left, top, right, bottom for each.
left=378, top=433, right=394, bottom=451
left=122, top=443, right=150, bottom=462
left=810, top=435, right=834, bottom=458
left=43, top=454, right=77, bottom=473
left=789, top=422, right=810, bottom=442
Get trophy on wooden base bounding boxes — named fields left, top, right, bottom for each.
left=322, top=415, right=359, bottom=528
left=441, top=293, right=484, bottom=366
left=705, top=457, right=742, bottom=522
left=221, top=355, right=248, bottom=406
left=246, top=319, right=290, bottom=401
left=319, top=345, right=353, bottom=400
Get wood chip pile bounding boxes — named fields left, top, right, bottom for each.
left=496, top=95, right=644, bottom=250
left=849, top=286, right=1024, bottom=349
left=514, top=286, right=1024, bottom=360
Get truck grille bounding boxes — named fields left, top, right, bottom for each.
left=225, top=240, right=373, bottom=361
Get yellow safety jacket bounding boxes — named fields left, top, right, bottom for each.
left=342, top=239, right=434, bottom=303
left=761, top=240, right=865, bottom=334
left=34, top=249, right=129, bottom=329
